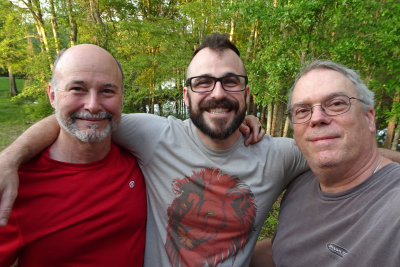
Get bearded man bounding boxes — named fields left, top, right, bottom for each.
left=0, top=44, right=147, bottom=266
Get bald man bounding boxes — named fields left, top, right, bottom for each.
left=0, top=44, right=147, bottom=266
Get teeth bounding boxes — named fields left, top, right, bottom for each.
left=210, top=108, right=228, bottom=114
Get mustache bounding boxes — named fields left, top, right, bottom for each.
left=71, top=111, right=113, bottom=120
left=198, top=98, right=239, bottom=111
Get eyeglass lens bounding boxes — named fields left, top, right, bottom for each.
left=190, top=75, right=246, bottom=92
left=291, top=95, right=353, bottom=123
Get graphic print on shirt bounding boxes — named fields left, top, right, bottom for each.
left=165, top=168, right=256, bottom=267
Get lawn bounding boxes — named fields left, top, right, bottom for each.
left=0, top=77, right=31, bottom=151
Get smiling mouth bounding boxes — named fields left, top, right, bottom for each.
left=199, top=98, right=238, bottom=115
left=209, top=108, right=229, bottom=114
left=310, top=136, right=337, bottom=142
left=80, top=118, right=106, bottom=121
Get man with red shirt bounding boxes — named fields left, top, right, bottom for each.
left=0, top=44, right=147, bottom=266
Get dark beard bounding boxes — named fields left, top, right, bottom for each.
left=189, top=97, right=246, bottom=140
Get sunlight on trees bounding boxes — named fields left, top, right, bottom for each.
left=1, top=0, right=399, bottom=148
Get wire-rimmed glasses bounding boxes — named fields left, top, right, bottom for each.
left=287, top=95, right=364, bottom=124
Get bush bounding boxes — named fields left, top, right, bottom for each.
left=258, top=195, right=282, bottom=240
left=22, top=94, right=54, bottom=122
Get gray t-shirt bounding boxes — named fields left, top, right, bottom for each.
left=273, top=163, right=400, bottom=267
left=114, top=113, right=308, bottom=267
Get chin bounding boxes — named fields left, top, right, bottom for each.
left=312, top=157, right=341, bottom=169
left=307, top=152, right=341, bottom=168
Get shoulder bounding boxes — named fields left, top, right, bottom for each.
left=257, top=136, right=305, bottom=164
left=377, top=163, right=400, bottom=194
left=110, top=142, right=135, bottom=159
left=104, top=143, right=142, bottom=172
left=254, top=136, right=296, bottom=151
left=285, top=170, right=315, bottom=188
left=120, top=113, right=186, bottom=130
left=121, top=113, right=167, bottom=124
left=286, top=170, right=315, bottom=190
left=264, top=136, right=296, bottom=150
left=385, top=162, right=400, bottom=173
left=19, top=148, right=51, bottom=171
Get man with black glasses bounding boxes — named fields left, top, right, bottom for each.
left=252, top=60, right=400, bottom=267
left=0, top=33, right=308, bottom=266
left=112, top=33, right=308, bottom=267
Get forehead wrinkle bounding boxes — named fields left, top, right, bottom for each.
left=63, top=80, right=86, bottom=89
left=64, top=80, right=119, bottom=89
left=103, top=83, right=119, bottom=89
left=292, top=91, right=351, bottom=106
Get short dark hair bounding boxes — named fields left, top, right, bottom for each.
left=192, top=33, right=240, bottom=58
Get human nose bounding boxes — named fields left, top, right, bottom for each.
left=209, top=80, right=227, bottom=99
left=309, top=104, right=331, bottom=126
left=84, top=91, right=102, bottom=113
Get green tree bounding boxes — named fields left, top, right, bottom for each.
left=0, top=0, right=28, bottom=97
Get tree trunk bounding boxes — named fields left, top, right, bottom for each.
left=246, top=93, right=252, bottom=114
left=391, top=123, right=400, bottom=150
left=88, top=0, right=107, bottom=46
left=384, top=91, right=399, bottom=148
left=266, top=103, right=272, bottom=135
left=277, top=105, right=284, bottom=137
left=260, top=106, right=266, bottom=124
left=252, top=95, right=257, bottom=116
left=385, top=119, right=396, bottom=149
left=253, top=20, right=259, bottom=59
left=66, top=0, right=77, bottom=46
left=49, top=0, right=60, bottom=53
left=23, top=0, right=52, bottom=69
left=159, top=103, right=163, bottom=116
left=245, top=23, right=255, bottom=62
left=8, top=67, right=17, bottom=97
left=229, top=0, right=235, bottom=41
left=271, top=103, right=278, bottom=137
left=282, top=116, right=290, bottom=137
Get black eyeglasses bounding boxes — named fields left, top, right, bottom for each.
left=186, top=74, right=248, bottom=93
left=288, top=95, right=365, bottom=124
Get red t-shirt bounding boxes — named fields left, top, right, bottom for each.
left=0, top=143, right=146, bottom=267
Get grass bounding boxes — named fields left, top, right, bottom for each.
left=0, top=77, right=32, bottom=151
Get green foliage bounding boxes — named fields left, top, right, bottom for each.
left=0, top=77, right=30, bottom=150
left=22, top=94, right=54, bottom=122
left=0, top=0, right=28, bottom=75
left=258, top=198, right=281, bottom=240
left=5, top=0, right=398, bottom=122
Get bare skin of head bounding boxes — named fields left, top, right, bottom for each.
left=48, top=44, right=123, bottom=163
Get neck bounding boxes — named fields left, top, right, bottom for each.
left=49, top=130, right=112, bottom=163
left=314, top=149, right=391, bottom=193
left=196, top=128, right=241, bottom=150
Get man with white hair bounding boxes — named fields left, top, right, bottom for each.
left=252, top=60, right=400, bottom=267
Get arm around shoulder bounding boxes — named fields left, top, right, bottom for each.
left=379, top=148, right=400, bottom=164
left=0, top=115, right=59, bottom=226
left=1, top=115, right=59, bottom=166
